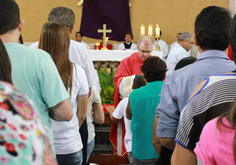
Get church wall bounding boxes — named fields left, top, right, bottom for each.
left=17, top=0, right=229, bottom=45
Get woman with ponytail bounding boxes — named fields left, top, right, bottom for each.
left=39, top=21, right=89, bottom=165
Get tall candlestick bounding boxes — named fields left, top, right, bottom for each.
left=140, top=24, right=145, bottom=36
left=148, top=24, right=153, bottom=37
left=155, top=24, right=160, bottom=37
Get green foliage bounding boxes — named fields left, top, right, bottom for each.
left=97, top=68, right=116, bottom=105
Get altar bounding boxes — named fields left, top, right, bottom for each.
left=89, top=50, right=163, bottom=70
left=89, top=50, right=163, bottom=61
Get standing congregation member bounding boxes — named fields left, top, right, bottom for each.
left=0, top=0, right=73, bottom=152
left=152, top=56, right=197, bottom=165
left=172, top=13, right=236, bottom=165
left=156, top=6, right=235, bottom=152
left=174, top=56, right=197, bottom=71
left=0, top=38, right=58, bottom=164
left=30, top=7, right=98, bottom=164
left=39, top=21, right=89, bottom=165
left=107, top=75, right=146, bottom=165
left=86, top=85, right=104, bottom=162
left=126, top=56, right=166, bottom=165
left=166, top=32, right=193, bottom=75
left=0, top=83, right=58, bottom=165
left=194, top=103, right=236, bottom=165
left=30, top=7, right=97, bottom=95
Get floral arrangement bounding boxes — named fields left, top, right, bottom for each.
left=97, top=68, right=116, bottom=105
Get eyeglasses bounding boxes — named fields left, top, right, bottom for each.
left=186, top=40, right=194, bottom=45
left=138, top=47, right=152, bottom=54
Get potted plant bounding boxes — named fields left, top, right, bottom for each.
left=97, top=68, right=116, bottom=105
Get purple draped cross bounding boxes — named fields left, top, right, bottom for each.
left=80, top=0, right=132, bottom=41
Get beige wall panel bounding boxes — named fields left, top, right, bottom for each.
left=16, top=0, right=228, bottom=45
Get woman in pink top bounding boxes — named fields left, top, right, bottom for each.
left=194, top=116, right=236, bottom=165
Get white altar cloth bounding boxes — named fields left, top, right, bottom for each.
left=89, top=50, right=163, bottom=61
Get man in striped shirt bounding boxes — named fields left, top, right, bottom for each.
left=155, top=6, right=235, bottom=164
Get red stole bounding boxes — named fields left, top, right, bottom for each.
left=110, top=52, right=144, bottom=156
left=113, top=52, right=144, bottom=107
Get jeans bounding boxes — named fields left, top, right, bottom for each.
left=79, top=118, right=88, bottom=165
left=86, top=138, right=95, bottom=162
left=127, top=152, right=134, bottom=165
left=56, top=150, right=83, bottom=165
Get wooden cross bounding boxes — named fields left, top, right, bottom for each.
left=98, top=24, right=112, bottom=49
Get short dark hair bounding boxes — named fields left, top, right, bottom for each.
left=177, top=33, right=182, bottom=37
left=0, top=0, right=20, bottom=35
left=48, top=7, right=75, bottom=31
left=133, top=75, right=146, bottom=89
left=141, top=56, right=166, bottom=82
left=160, top=31, right=162, bottom=36
left=195, top=6, right=231, bottom=51
left=125, top=32, right=132, bottom=36
left=230, top=14, right=236, bottom=63
left=174, top=56, right=197, bottom=71
left=76, top=31, right=83, bottom=37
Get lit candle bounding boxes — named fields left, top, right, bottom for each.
left=148, top=24, right=153, bottom=37
left=95, top=42, right=100, bottom=50
left=140, top=24, right=145, bottom=36
left=156, top=24, right=160, bottom=37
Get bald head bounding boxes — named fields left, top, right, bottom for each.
left=137, top=35, right=153, bottom=47
left=137, top=36, right=153, bottom=61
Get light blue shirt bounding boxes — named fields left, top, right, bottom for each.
left=156, top=50, right=236, bottom=138
left=5, top=43, right=70, bottom=151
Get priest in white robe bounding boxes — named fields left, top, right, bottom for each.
left=75, top=31, right=89, bottom=48
left=170, top=32, right=182, bottom=50
left=154, top=31, right=169, bottom=60
left=118, top=32, right=137, bottom=50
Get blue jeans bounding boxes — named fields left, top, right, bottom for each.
left=86, top=138, right=95, bottom=162
left=79, top=119, right=88, bottom=165
left=56, top=150, right=83, bottom=165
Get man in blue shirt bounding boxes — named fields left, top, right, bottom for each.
left=155, top=5, right=235, bottom=151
